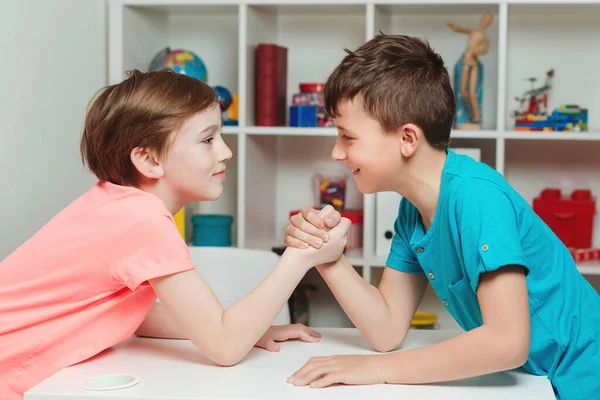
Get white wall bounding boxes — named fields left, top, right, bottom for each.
left=0, top=0, right=106, bottom=259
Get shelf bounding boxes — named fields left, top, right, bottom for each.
left=222, top=126, right=243, bottom=135
left=502, top=131, right=600, bottom=141
left=121, top=2, right=239, bottom=14
left=451, top=130, right=500, bottom=139
left=244, top=127, right=337, bottom=136
left=375, top=2, right=500, bottom=15
left=236, top=127, right=600, bottom=141
left=577, top=261, right=600, bottom=276
left=345, top=248, right=367, bottom=266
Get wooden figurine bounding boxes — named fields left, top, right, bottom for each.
left=448, top=12, right=493, bottom=130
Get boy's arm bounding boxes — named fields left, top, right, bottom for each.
left=380, top=265, right=530, bottom=383
left=286, top=205, right=427, bottom=352
left=135, top=302, right=187, bottom=339
left=316, top=257, right=428, bottom=352
left=289, top=265, right=530, bottom=387
left=149, top=217, right=351, bottom=367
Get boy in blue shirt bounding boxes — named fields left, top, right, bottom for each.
left=283, top=34, right=599, bottom=399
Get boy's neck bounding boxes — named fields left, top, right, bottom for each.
left=398, top=148, right=447, bottom=231
left=139, top=180, right=183, bottom=215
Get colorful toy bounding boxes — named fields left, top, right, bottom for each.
left=315, top=174, right=347, bottom=211
left=149, top=47, right=208, bottom=82
left=213, top=86, right=238, bottom=126
left=214, top=85, right=232, bottom=111
left=290, top=83, right=334, bottom=128
left=290, top=106, right=317, bottom=127
left=448, top=12, right=493, bottom=130
left=514, top=105, right=588, bottom=132
left=512, top=69, right=554, bottom=118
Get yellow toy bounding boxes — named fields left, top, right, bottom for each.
left=174, top=208, right=186, bottom=240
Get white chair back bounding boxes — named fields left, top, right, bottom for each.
left=188, top=246, right=291, bottom=325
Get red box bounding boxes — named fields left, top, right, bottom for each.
left=533, top=188, right=596, bottom=249
left=568, top=247, right=600, bottom=262
left=289, top=208, right=363, bottom=251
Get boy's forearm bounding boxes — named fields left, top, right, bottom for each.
left=316, top=256, right=400, bottom=351
left=216, top=250, right=308, bottom=364
left=379, top=325, right=529, bottom=384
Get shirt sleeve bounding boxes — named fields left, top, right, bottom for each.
left=110, top=214, right=196, bottom=290
left=386, top=199, right=422, bottom=274
left=454, top=179, right=530, bottom=292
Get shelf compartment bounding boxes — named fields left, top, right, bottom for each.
left=505, top=3, right=600, bottom=132
left=116, top=3, right=240, bottom=103
left=373, top=3, right=501, bottom=131
left=245, top=3, right=367, bottom=127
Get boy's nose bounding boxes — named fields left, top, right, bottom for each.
left=219, top=142, right=233, bottom=163
left=331, top=142, right=346, bottom=161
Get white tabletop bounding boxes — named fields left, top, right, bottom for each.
left=25, top=328, right=555, bottom=400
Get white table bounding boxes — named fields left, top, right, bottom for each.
left=25, top=328, right=555, bottom=400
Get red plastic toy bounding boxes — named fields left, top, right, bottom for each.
left=533, top=188, right=596, bottom=249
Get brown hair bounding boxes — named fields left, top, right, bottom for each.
left=80, top=69, right=218, bottom=186
left=324, top=33, right=455, bottom=150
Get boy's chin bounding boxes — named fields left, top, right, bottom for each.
left=355, top=181, right=379, bottom=195
left=191, top=188, right=223, bottom=202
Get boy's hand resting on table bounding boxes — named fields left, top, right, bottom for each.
left=255, top=324, right=322, bottom=352
left=287, top=354, right=386, bottom=388
left=284, top=205, right=343, bottom=250
left=284, top=206, right=350, bottom=266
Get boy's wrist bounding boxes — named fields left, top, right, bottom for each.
left=378, top=352, right=403, bottom=384
left=280, top=248, right=315, bottom=272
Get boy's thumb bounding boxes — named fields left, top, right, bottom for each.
left=264, top=340, right=280, bottom=352
left=335, top=217, right=352, bottom=235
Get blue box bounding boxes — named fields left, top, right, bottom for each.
left=191, top=214, right=234, bottom=247
left=290, top=106, right=317, bottom=127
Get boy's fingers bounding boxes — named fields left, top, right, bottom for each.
left=263, top=340, right=280, bottom=352
left=285, top=225, right=323, bottom=249
left=290, top=215, right=329, bottom=242
left=283, top=235, right=309, bottom=249
left=299, top=330, right=320, bottom=343
left=332, top=217, right=352, bottom=235
left=299, top=207, right=325, bottom=229
left=301, top=326, right=322, bottom=338
left=318, top=205, right=341, bottom=228
left=324, top=212, right=341, bottom=228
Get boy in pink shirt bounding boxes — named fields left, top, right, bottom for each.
left=0, top=69, right=351, bottom=400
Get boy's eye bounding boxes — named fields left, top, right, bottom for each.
left=203, top=137, right=214, bottom=144
left=342, top=134, right=352, bottom=141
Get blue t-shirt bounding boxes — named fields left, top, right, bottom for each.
left=387, top=149, right=600, bottom=399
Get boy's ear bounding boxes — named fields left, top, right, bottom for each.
left=398, top=123, right=422, bottom=157
left=130, top=147, right=164, bottom=180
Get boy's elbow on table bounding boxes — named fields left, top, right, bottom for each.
left=490, top=327, right=530, bottom=370
left=503, top=332, right=530, bottom=369
left=369, top=331, right=409, bottom=353
left=191, top=340, right=243, bottom=367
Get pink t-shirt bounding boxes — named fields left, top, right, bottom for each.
left=0, top=182, right=196, bottom=399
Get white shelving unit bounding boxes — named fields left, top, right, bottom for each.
left=109, top=0, right=600, bottom=328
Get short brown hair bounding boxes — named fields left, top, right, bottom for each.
left=325, top=33, right=455, bottom=150
left=80, top=69, right=218, bottom=186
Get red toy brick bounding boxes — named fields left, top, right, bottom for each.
left=533, top=188, right=596, bottom=249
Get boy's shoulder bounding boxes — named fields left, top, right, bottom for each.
left=31, top=181, right=174, bottom=247
left=444, top=153, right=532, bottom=221
left=85, top=181, right=173, bottom=225
left=446, top=152, right=520, bottom=200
